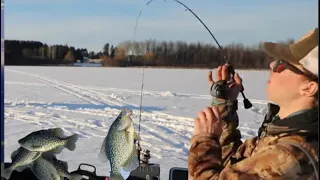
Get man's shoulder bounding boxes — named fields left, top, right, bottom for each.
left=257, top=134, right=317, bottom=153
left=235, top=134, right=318, bottom=166
left=232, top=134, right=318, bottom=179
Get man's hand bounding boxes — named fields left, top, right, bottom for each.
left=208, top=64, right=243, bottom=101
left=194, top=106, right=222, bottom=137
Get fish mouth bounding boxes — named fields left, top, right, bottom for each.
left=18, top=138, right=24, bottom=145
left=121, top=108, right=133, bottom=117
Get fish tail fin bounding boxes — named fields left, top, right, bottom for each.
left=110, top=173, right=125, bottom=180
left=65, top=134, right=78, bottom=151
left=1, top=167, right=13, bottom=180
left=70, top=174, right=84, bottom=180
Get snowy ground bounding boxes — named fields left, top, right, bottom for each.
left=4, top=66, right=270, bottom=179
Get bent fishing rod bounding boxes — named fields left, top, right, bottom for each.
left=172, top=0, right=252, bottom=109
left=134, top=0, right=253, bottom=141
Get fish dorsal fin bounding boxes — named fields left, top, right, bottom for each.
left=49, top=128, right=65, bottom=138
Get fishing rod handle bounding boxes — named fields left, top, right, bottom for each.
left=227, top=64, right=236, bottom=83
left=226, top=63, right=253, bottom=109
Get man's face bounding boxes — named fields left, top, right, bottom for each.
left=267, top=60, right=311, bottom=105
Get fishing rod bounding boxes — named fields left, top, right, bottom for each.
left=171, top=0, right=252, bottom=109
left=135, top=1, right=252, bottom=124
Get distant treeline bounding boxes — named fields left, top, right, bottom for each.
left=4, top=40, right=102, bottom=65
left=4, top=39, right=294, bottom=69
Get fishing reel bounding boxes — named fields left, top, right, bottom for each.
left=210, top=62, right=252, bottom=109
left=140, top=149, right=151, bottom=164
left=136, top=141, right=151, bottom=165
left=227, top=64, right=252, bottom=109
left=133, top=142, right=160, bottom=180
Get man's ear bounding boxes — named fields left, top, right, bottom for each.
left=300, top=81, right=319, bottom=97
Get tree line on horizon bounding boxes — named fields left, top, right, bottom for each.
left=4, top=38, right=294, bottom=69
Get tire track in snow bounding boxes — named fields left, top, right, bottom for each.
left=6, top=69, right=193, bottom=157
left=6, top=69, right=121, bottom=106
left=85, top=86, right=270, bottom=104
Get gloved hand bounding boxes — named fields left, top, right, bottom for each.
left=208, top=64, right=243, bottom=102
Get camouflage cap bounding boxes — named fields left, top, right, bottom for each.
left=263, top=28, right=318, bottom=77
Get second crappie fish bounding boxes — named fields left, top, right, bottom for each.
left=98, top=109, right=141, bottom=180
left=52, top=158, right=83, bottom=180
left=29, top=157, right=60, bottom=180
left=18, top=128, right=78, bottom=153
left=1, top=147, right=42, bottom=180
left=42, top=152, right=83, bottom=180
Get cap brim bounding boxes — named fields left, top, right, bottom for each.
left=263, top=42, right=299, bottom=64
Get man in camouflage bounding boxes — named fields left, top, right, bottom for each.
left=188, top=28, right=319, bottom=179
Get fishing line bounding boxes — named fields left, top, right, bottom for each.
left=135, top=0, right=155, bottom=137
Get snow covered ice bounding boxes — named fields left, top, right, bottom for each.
left=4, top=66, right=271, bottom=179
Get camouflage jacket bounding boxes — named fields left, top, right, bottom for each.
left=188, top=103, right=319, bottom=180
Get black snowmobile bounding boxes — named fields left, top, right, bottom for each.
left=1, top=148, right=189, bottom=180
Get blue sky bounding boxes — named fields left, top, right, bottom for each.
left=4, top=0, right=319, bottom=52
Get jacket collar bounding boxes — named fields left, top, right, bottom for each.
left=259, top=103, right=318, bottom=139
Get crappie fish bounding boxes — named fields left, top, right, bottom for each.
left=98, top=109, right=141, bottom=180
left=52, top=159, right=83, bottom=180
left=18, top=128, right=78, bottom=153
left=29, top=157, right=60, bottom=180
left=1, top=147, right=42, bottom=179
left=42, top=152, right=83, bottom=180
